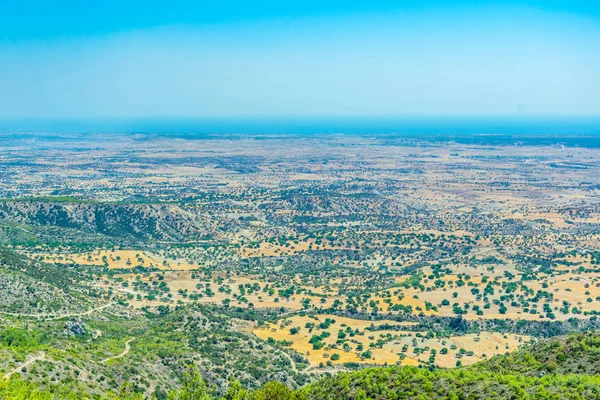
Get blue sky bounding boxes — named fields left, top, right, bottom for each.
left=1, top=1, right=599, bottom=119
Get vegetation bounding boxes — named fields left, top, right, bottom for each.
left=4, top=331, right=600, bottom=398
left=1, top=133, right=600, bottom=398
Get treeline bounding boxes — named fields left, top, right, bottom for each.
left=327, top=309, right=600, bottom=339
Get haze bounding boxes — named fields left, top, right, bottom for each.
left=1, top=1, right=599, bottom=119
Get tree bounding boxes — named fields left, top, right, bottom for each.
left=251, top=381, right=299, bottom=400
left=224, top=378, right=249, bottom=400
left=168, top=364, right=212, bottom=400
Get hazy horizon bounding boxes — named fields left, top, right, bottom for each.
left=1, top=116, right=599, bottom=136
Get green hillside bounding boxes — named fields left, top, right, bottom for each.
left=3, top=331, right=600, bottom=399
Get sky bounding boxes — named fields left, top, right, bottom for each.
left=0, top=1, right=599, bottom=120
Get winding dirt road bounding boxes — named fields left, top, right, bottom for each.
left=4, top=352, right=46, bottom=379
left=100, top=337, right=136, bottom=364
left=0, top=302, right=114, bottom=320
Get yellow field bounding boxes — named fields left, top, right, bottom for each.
left=31, top=249, right=198, bottom=270
left=238, top=240, right=355, bottom=257
left=254, top=314, right=532, bottom=367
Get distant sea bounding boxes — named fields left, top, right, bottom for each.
left=1, top=116, right=600, bottom=146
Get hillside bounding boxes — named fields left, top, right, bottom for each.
left=0, top=303, right=312, bottom=399
left=0, top=247, right=99, bottom=316
left=300, top=331, right=600, bottom=399
left=300, top=365, right=600, bottom=399
left=2, top=331, right=600, bottom=399
left=475, top=330, right=600, bottom=376
left=0, top=200, right=214, bottom=242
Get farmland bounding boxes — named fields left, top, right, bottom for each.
left=0, top=131, right=599, bottom=396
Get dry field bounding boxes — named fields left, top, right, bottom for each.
left=25, top=249, right=198, bottom=270
left=254, top=314, right=532, bottom=368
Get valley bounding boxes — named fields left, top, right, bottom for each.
left=0, top=132, right=599, bottom=398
